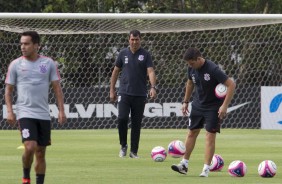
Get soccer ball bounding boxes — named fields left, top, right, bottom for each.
left=151, top=146, right=167, bottom=162
left=168, top=140, right=186, bottom=158
left=215, top=83, right=227, bottom=98
left=258, top=160, right=277, bottom=178
left=228, top=160, right=247, bottom=177
left=210, top=154, right=224, bottom=171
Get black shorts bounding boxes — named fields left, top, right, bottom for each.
left=18, top=118, right=51, bottom=146
left=189, top=108, right=222, bottom=133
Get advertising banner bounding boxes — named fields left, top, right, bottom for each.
left=261, top=86, right=282, bottom=129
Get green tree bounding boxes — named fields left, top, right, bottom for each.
left=0, top=0, right=45, bottom=12
left=0, top=0, right=281, bottom=13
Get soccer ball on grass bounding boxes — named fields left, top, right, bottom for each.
left=167, top=140, right=186, bottom=158
left=210, top=154, right=224, bottom=171
left=258, top=160, right=277, bottom=178
left=228, top=160, right=247, bottom=177
left=151, top=146, right=167, bottom=162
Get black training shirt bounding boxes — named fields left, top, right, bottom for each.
left=116, top=47, right=153, bottom=96
left=188, top=60, right=228, bottom=110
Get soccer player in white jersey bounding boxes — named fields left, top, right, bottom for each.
left=5, top=31, right=67, bottom=184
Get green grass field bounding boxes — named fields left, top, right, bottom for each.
left=0, top=129, right=281, bottom=184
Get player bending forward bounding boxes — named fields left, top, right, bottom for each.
left=171, top=47, right=235, bottom=177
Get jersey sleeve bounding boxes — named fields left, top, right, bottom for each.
left=5, top=60, right=17, bottom=85
left=187, top=67, right=192, bottom=80
left=50, top=60, right=61, bottom=81
left=146, top=52, right=153, bottom=68
left=115, top=51, right=123, bottom=68
left=213, top=67, right=228, bottom=84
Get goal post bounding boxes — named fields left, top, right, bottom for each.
left=0, top=13, right=281, bottom=34
left=0, top=13, right=281, bottom=129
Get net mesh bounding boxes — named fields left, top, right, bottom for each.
left=0, top=14, right=281, bottom=129
left=0, top=14, right=282, bottom=34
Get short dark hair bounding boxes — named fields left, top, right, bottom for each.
left=129, top=30, right=141, bottom=38
left=183, top=47, right=202, bottom=61
left=21, top=31, right=40, bottom=44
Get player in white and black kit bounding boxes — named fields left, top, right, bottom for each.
left=5, top=31, right=66, bottom=184
left=110, top=30, right=157, bottom=158
left=171, top=48, right=236, bottom=177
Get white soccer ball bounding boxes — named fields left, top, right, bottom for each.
left=215, top=83, right=227, bottom=98
left=228, top=160, right=247, bottom=177
left=168, top=140, right=186, bottom=158
left=151, top=146, right=167, bottom=162
left=258, top=160, right=277, bottom=178
left=210, top=154, right=224, bottom=172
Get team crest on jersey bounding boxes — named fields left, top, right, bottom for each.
left=191, top=74, right=196, bottom=83
left=22, top=129, right=30, bottom=139
left=138, top=55, right=144, bottom=61
left=204, top=73, right=210, bottom=81
left=39, top=65, right=47, bottom=73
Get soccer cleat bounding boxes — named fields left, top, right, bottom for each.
left=129, top=152, right=139, bottom=158
left=171, top=163, right=188, bottom=175
left=199, top=169, right=210, bottom=177
left=119, top=145, right=128, bottom=158
left=22, top=178, right=31, bottom=184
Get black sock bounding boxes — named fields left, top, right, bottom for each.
left=23, top=168, right=30, bottom=179
left=36, top=174, right=45, bottom=184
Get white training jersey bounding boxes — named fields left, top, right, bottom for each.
left=5, top=55, right=60, bottom=120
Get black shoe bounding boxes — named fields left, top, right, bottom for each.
left=119, top=145, right=127, bottom=158
left=129, top=152, right=139, bottom=158
left=171, top=163, right=188, bottom=174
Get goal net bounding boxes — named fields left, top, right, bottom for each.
left=0, top=13, right=281, bottom=129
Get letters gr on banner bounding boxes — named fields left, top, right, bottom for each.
left=2, top=102, right=249, bottom=119
left=261, top=86, right=282, bottom=130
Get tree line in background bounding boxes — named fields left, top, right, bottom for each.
left=0, top=0, right=281, bottom=13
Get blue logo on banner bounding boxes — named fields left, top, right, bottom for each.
left=270, top=94, right=282, bottom=125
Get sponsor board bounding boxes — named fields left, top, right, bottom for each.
left=261, top=86, right=282, bottom=129
left=3, top=102, right=249, bottom=119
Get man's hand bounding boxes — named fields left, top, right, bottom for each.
left=149, top=88, right=157, bottom=99
left=182, top=103, right=189, bottom=116
left=58, top=111, right=67, bottom=125
left=6, top=111, right=16, bottom=126
left=110, top=90, right=117, bottom=103
left=218, top=104, right=228, bottom=119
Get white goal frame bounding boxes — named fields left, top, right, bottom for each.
left=0, top=13, right=281, bottom=34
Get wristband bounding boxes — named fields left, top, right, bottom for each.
left=151, top=86, right=157, bottom=90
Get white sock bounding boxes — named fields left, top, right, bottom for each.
left=181, top=159, right=189, bottom=167
left=203, top=164, right=210, bottom=171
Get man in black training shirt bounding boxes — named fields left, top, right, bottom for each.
left=171, top=48, right=235, bottom=177
left=110, top=30, right=157, bottom=158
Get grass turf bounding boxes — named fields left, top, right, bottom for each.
left=0, top=129, right=281, bottom=184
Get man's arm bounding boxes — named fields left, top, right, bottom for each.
left=182, top=79, right=194, bottom=115
left=5, top=84, right=16, bottom=125
left=183, top=79, right=194, bottom=103
left=218, top=78, right=236, bottom=119
left=110, top=66, right=121, bottom=102
left=51, top=80, right=66, bottom=124
left=223, top=78, right=236, bottom=107
left=147, top=67, right=157, bottom=99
